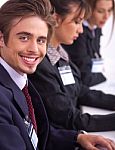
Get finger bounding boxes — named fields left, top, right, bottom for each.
left=100, top=140, right=115, bottom=150
left=107, top=139, right=115, bottom=150
left=95, top=137, right=114, bottom=150
left=84, top=143, right=100, bottom=150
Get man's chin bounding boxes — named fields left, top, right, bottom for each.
left=25, top=68, right=37, bottom=74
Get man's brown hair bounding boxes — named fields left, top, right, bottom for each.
left=0, top=0, right=55, bottom=45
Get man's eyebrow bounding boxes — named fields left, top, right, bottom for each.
left=16, top=32, right=32, bottom=36
left=37, top=36, right=47, bottom=40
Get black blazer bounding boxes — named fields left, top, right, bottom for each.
left=0, top=64, right=78, bottom=150
left=29, top=55, right=115, bottom=132
left=62, top=25, right=106, bottom=86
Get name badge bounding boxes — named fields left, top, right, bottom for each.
left=91, top=58, right=104, bottom=73
left=24, top=119, right=38, bottom=150
left=58, top=65, right=75, bottom=85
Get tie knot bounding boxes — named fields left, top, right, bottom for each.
left=22, top=85, right=29, bottom=96
left=22, top=84, right=28, bottom=92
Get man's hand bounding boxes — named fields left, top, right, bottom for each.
left=77, top=134, right=115, bottom=150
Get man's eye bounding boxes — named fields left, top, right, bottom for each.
left=37, top=38, right=47, bottom=45
left=19, top=36, right=28, bottom=41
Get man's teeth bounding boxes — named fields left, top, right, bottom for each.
left=23, top=57, right=36, bottom=62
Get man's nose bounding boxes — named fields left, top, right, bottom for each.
left=28, top=41, right=38, bottom=52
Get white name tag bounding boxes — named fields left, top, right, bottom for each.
left=24, top=119, right=38, bottom=150
left=30, top=128, right=38, bottom=150
left=58, top=65, right=75, bottom=85
left=91, top=58, right=104, bottom=73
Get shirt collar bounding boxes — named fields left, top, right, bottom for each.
left=47, top=44, right=69, bottom=65
left=83, top=20, right=97, bottom=37
left=0, top=57, right=27, bottom=90
left=83, top=20, right=97, bottom=30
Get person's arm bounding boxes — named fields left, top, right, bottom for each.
left=47, top=126, right=115, bottom=150
left=46, top=125, right=78, bottom=150
left=78, top=83, right=115, bottom=111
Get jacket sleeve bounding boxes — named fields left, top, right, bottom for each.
left=46, top=125, right=81, bottom=150
left=78, top=83, right=115, bottom=111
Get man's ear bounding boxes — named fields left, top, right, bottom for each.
left=0, top=31, right=5, bottom=47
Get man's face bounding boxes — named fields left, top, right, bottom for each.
left=0, top=16, right=48, bottom=75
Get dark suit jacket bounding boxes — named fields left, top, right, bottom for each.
left=29, top=55, right=115, bottom=132
left=0, top=64, right=78, bottom=150
left=62, top=25, right=106, bottom=86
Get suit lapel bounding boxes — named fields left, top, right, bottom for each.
left=29, top=81, right=49, bottom=150
left=0, top=64, right=28, bottom=118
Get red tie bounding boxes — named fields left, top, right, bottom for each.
left=22, top=85, right=37, bottom=132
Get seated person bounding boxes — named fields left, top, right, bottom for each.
left=1, top=0, right=115, bottom=150
left=62, top=0, right=115, bottom=87
left=29, top=0, right=115, bottom=134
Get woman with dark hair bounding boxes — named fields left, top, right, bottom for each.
left=29, top=0, right=115, bottom=149
left=63, top=0, right=115, bottom=86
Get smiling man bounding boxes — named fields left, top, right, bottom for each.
left=0, top=0, right=54, bottom=149
left=0, top=16, right=48, bottom=75
left=0, top=0, right=115, bottom=150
